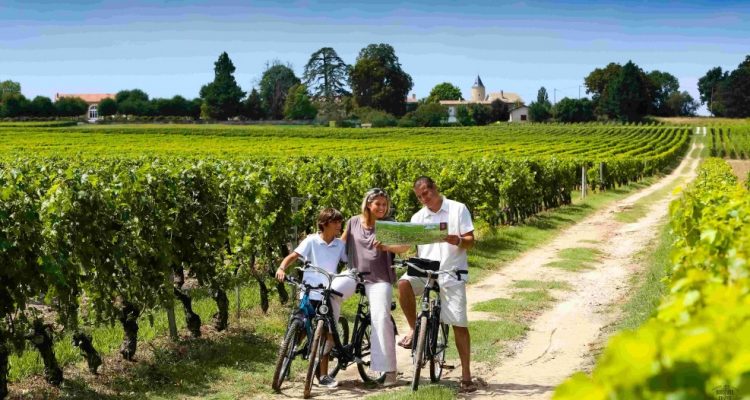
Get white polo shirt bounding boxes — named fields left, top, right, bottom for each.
left=294, top=234, right=347, bottom=300
left=411, top=197, right=474, bottom=287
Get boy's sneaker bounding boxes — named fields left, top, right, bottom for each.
left=318, top=375, right=338, bottom=388
left=382, top=371, right=399, bottom=387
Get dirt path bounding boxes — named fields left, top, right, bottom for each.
left=458, top=141, right=701, bottom=399
left=272, top=142, right=701, bottom=400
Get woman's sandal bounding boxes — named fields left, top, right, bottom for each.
left=460, top=379, right=478, bottom=393
left=397, top=335, right=412, bottom=349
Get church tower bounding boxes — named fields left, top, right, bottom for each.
left=471, top=75, right=486, bottom=102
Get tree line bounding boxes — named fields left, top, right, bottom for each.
left=525, top=60, right=702, bottom=123
left=3, top=52, right=749, bottom=123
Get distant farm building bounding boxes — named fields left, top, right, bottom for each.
left=55, top=93, right=115, bottom=121
left=439, top=76, right=524, bottom=122
left=509, top=105, right=529, bottom=122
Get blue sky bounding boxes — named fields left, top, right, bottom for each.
left=2, top=0, right=749, bottom=115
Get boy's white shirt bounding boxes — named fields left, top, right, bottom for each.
left=294, top=234, right=347, bottom=300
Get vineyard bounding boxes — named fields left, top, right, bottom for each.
left=0, top=123, right=688, bottom=158
left=555, top=157, right=750, bottom=399
left=0, top=123, right=691, bottom=398
left=708, top=124, right=750, bottom=159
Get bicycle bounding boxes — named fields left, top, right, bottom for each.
left=303, top=265, right=397, bottom=399
left=271, top=265, right=325, bottom=392
left=395, top=257, right=467, bottom=391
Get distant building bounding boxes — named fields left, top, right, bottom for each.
left=509, top=105, right=529, bottom=122
left=439, top=76, right=524, bottom=123
left=405, top=93, right=419, bottom=112
left=55, top=93, right=115, bottom=121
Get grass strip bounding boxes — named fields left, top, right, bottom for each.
left=613, top=221, right=673, bottom=331
left=544, top=247, right=601, bottom=272
left=512, top=280, right=572, bottom=291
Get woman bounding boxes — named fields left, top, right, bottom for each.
left=333, top=188, right=405, bottom=386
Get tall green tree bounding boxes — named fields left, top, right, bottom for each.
left=54, top=96, right=88, bottom=117
left=0, top=80, right=21, bottom=98
left=259, top=61, right=300, bottom=120
left=303, top=47, right=349, bottom=102
left=536, top=87, right=551, bottom=107
left=97, top=98, right=117, bottom=117
left=412, top=102, right=447, bottom=126
left=553, top=98, right=595, bottom=122
left=199, top=52, right=246, bottom=120
left=489, top=99, right=509, bottom=122
left=469, top=103, right=491, bottom=126
left=349, top=43, right=413, bottom=116
left=29, top=96, right=56, bottom=117
left=697, top=67, right=727, bottom=115
left=115, top=89, right=151, bottom=116
left=283, top=84, right=317, bottom=120
left=715, top=56, right=750, bottom=118
left=426, top=82, right=462, bottom=103
left=666, top=91, right=699, bottom=117
left=0, top=94, right=29, bottom=117
left=647, top=70, right=679, bottom=116
left=584, top=63, right=622, bottom=114
left=602, top=61, right=651, bottom=122
left=243, top=88, right=265, bottom=120
left=528, top=87, right=552, bottom=122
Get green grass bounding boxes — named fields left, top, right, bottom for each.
left=368, top=384, right=457, bottom=399
left=544, top=247, right=601, bottom=272
left=615, top=178, right=687, bottom=223
left=465, top=290, right=555, bottom=363
left=9, top=284, right=266, bottom=380
left=472, top=290, right=554, bottom=318
left=512, top=280, right=572, bottom=291
left=614, top=222, right=673, bottom=331
left=463, top=320, right=528, bottom=363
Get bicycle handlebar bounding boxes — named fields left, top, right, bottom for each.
left=393, top=258, right=468, bottom=281
left=293, top=260, right=354, bottom=297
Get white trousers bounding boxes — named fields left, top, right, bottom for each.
left=330, top=277, right=396, bottom=372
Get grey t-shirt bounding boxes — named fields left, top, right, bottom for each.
left=346, top=216, right=395, bottom=284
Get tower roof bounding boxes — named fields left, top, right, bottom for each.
left=472, top=75, right=484, bottom=88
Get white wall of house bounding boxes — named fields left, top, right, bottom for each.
left=509, top=106, right=529, bottom=122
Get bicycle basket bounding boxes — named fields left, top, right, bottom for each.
left=407, top=257, right=440, bottom=278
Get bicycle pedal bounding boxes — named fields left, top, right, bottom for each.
left=442, top=363, right=455, bottom=370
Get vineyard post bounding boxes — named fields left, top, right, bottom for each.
left=581, top=165, right=587, bottom=199
left=599, top=162, right=604, bottom=190
left=166, top=272, right=178, bottom=340
left=291, top=197, right=303, bottom=249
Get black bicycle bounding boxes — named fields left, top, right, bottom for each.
left=395, top=257, right=466, bottom=391
left=303, top=266, right=397, bottom=399
left=271, top=266, right=326, bottom=392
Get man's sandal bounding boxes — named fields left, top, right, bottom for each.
left=397, top=335, right=412, bottom=349
left=460, top=380, right=478, bottom=393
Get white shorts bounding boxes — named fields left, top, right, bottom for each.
left=399, top=273, right=468, bottom=327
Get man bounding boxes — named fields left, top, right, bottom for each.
left=397, top=176, right=477, bottom=393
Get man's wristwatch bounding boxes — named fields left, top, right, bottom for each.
left=456, top=237, right=463, bottom=247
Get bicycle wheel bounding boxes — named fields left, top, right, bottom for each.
left=354, top=318, right=386, bottom=383
left=411, top=315, right=428, bottom=391
left=328, top=316, right=349, bottom=378
left=304, top=319, right=326, bottom=399
left=272, top=318, right=304, bottom=391
left=429, top=322, right=449, bottom=383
